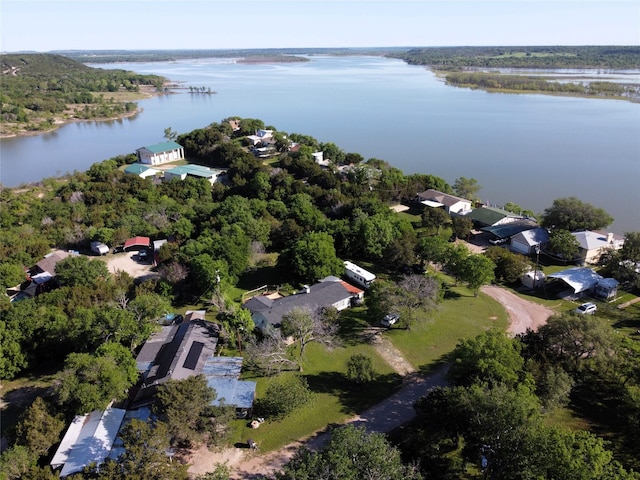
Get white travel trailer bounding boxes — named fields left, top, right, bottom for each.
left=90, top=241, right=109, bottom=256
left=343, top=261, right=376, bottom=289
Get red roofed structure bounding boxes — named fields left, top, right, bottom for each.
left=123, top=237, right=151, bottom=251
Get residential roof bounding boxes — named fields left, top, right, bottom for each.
left=36, top=250, right=75, bottom=276
left=243, top=278, right=356, bottom=328
left=511, top=227, right=550, bottom=246
left=202, top=356, right=257, bottom=409
left=137, top=141, right=183, bottom=154
left=572, top=230, right=624, bottom=251
left=124, top=164, right=158, bottom=175
left=165, top=164, right=224, bottom=178
left=481, top=221, right=538, bottom=239
left=466, top=206, right=523, bottom=227
left=547, top=267, right=603, bottom=294
left=417, top=189, right=470, bottom=207
left=51, top=408, right=126, bottom=477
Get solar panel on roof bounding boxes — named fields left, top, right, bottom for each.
left=183, top=341, right=204, bottom=370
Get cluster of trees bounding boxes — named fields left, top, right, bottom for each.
left=445, top=72, right=639, bottom=99
left=398, top=322, right=640, bottom=478
left=392, top=46, right=640, bottom=70
left=0, top=54, right=165, bottom=134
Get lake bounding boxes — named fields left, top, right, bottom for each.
left=1, top=55, right=638, bottom=234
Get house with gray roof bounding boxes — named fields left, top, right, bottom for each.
left=572, top=230, right=624, bottom=265
left=243, top=277, right=363, bottom=335
left=136, top=141, right=184, bottom=165
left=510, top=227, right=549, bottom=255
left=416, top=189, right=472, bottom=216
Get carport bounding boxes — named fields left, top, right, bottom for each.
left=123, top=236, right=151, bottom=251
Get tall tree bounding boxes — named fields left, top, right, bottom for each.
left=277, top=231, right=343, bottom=283
left=457, top=254, right=495, bottom=296
left=541, top=197, right=613, bottom=231
left=154, top=375, right=218, bottom=447
left=453, top=177, right=481, bottom=200
left=548, top=229, right=580, bottom=264
left=54, top=255, right=110, bottom=288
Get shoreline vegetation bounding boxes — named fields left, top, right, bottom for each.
left=2, top=46, right=639, bottom=138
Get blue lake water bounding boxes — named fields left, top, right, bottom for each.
left=1, top=55, right=639, bottom=233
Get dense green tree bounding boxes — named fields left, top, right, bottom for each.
left=0, top=445, right=36, bottom=480
left=345, top=354, right=376, bottom=385
left=189, top=254, right=227, bottom=296
left=599, top=231, right=640, bottom=291
left=0, top=262, right=26, bottom=289
left=484, top=246, right=532, bottom=284
left=14, top=397, right=65, bottom=457
left=548, top=228, right=580, bottom=264
left=154, top=375, right=218, bottom=447
left=452, top=177, right=480, bottom=200
left=258, top=374, right=313, bottom=419
left=278, top=231, right=343, bottom=283
left=276, top=424, right=422, bottom=480
left=534, top=313, right=616, bottom=375
left=54, top=255, right=110, bottom=288
left=541, top=197, right=614, bottom=232
left=0, top=320, right=27, bottom=379
left=420, top=207, right=451, bottom=234
left=55, top=343, right=137, bottom=414
left=457, top=254, right=495, bottom=296
left=448, top=329, right=532, bottom=389
left=451, top=215, right=473, bottom=240
left=416, top=235, right=449, bottom=270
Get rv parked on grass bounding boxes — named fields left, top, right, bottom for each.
left=344, top=261, right=376, bottom=289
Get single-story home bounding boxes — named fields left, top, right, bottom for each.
left=466, top=206, right=525, bottom=228
left=415, top=189, right=472, bottom=216
left=243, top=276, right=364, bottom=335
left=124, top=163, right=161, bottom=178
left=164, top=164, right=225, bottom=185
left=136, top=141, right=184, bottom=166
left=572, top=230, right=625, bottom=265
left=510, top=227, right=550, bottom=255
left=51, top=408, right=126, bottom=477
left=481, top=221, right=538, bottom=245
left=246, top=129, right=274, bottom=146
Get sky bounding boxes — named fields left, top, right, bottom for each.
left=1, top=0, right=638, bottom=52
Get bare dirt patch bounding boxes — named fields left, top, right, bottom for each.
left=104, top=252, right=159, bottom=281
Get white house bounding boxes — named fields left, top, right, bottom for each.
left=136, top=141, right=184, bottom=166
left=124, top=163, right=160, bottom=178
left=572, top=230, right=624, bottom=265
left=416, top=189, right=472, bottom=216
left=246, top=129, right=274, bottom=146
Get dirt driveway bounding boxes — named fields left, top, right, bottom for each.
left=481, top=285, right=555, bottom=336
left=104, top=252, right=159, bottom=281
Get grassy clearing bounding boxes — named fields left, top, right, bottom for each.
left=232, top=340, right=401, bottom=451
left=385, top=277, right=508, bottom=369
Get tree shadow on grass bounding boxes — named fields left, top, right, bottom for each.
left=442, top=284, right=462, bottom=300
left=1, top=385, right=52, bottom=436
left=304, top=371, right=402, bottom=416
left=416, top=354, right=453, bottom=379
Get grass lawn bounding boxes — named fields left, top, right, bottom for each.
left=232, top=341, right=401, bottom=451
left=385, top=279, right=509, bottom=370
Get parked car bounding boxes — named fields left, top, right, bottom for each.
left=381, top=313, right=400, bottom=327
left=137, top=249, right=150, bottom=261
left=489, top=237, right=509, bottom=245
left=575, top=302, right=597, bottom=315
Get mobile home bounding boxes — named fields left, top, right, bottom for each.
left=344, top=261, right=376, bottom=289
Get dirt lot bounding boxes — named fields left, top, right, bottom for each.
left=104, top=251, right=159, bottom=282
